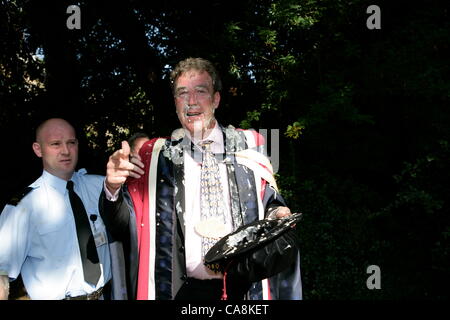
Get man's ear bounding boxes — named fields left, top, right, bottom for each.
left=32, top=142, right=42, bottom=158
left=213, top=91, right=221, bottom=109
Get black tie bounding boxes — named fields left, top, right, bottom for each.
left=66, top=180, right=101, bottom=285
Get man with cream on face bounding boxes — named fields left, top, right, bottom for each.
left=100, top=57, right=302, bottom=300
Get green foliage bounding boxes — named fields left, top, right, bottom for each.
left=366, top=140, right=450, bottom=299
left=258, top=28, right=278, bottom=48
left=268, top=0, right=321, bottom=29
left=239, top=109, right=261, bottom=129
left=305, top=83, right=375, bottom=126
left=285, top=120, right=306, bottom=139
left=277, top=170, right=382, bottom=299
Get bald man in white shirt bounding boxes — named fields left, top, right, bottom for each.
left=0, top=118, right=119, bottom=300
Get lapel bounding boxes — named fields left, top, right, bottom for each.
left=165, top=137, right=187, bottom=243
left=221, top=125, right=248, bottom=230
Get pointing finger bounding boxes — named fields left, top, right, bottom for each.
left=120, top=141, right=131, bottom=159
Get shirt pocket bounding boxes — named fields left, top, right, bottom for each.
left=35, top=215, right=74, bottom=260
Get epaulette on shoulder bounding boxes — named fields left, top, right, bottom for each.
left=7, top=187, right=34, bottom=206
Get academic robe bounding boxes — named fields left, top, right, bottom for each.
left=101, top=125, right=302, bottom=300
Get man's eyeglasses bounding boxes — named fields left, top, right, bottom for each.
left=175, top=87, right=212, bottom=102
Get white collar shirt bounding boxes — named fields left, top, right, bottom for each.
left=0, top=169, right=111, bottom=299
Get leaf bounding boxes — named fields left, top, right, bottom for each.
left=285, top=119, right=306, bottom=139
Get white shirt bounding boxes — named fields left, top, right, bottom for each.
left=0, top=169, right=111, bottom=299
left=183, top=123, right=233, bottom=279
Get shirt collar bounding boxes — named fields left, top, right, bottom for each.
left=184, top=121, right=224, bottom=150
left=42, top=170, right=75, bottom=195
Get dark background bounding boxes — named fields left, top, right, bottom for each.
left=1, top=0, right=449, bottom=299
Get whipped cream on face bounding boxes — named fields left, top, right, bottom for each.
left=183, top=104, right=216, bottom=141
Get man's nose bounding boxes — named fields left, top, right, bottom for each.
left=61, top=143, right=70, bottom=155
left=188, top=92, right=197, bottom=105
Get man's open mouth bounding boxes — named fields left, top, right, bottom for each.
left=186, top=112, right=202, bottom=117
